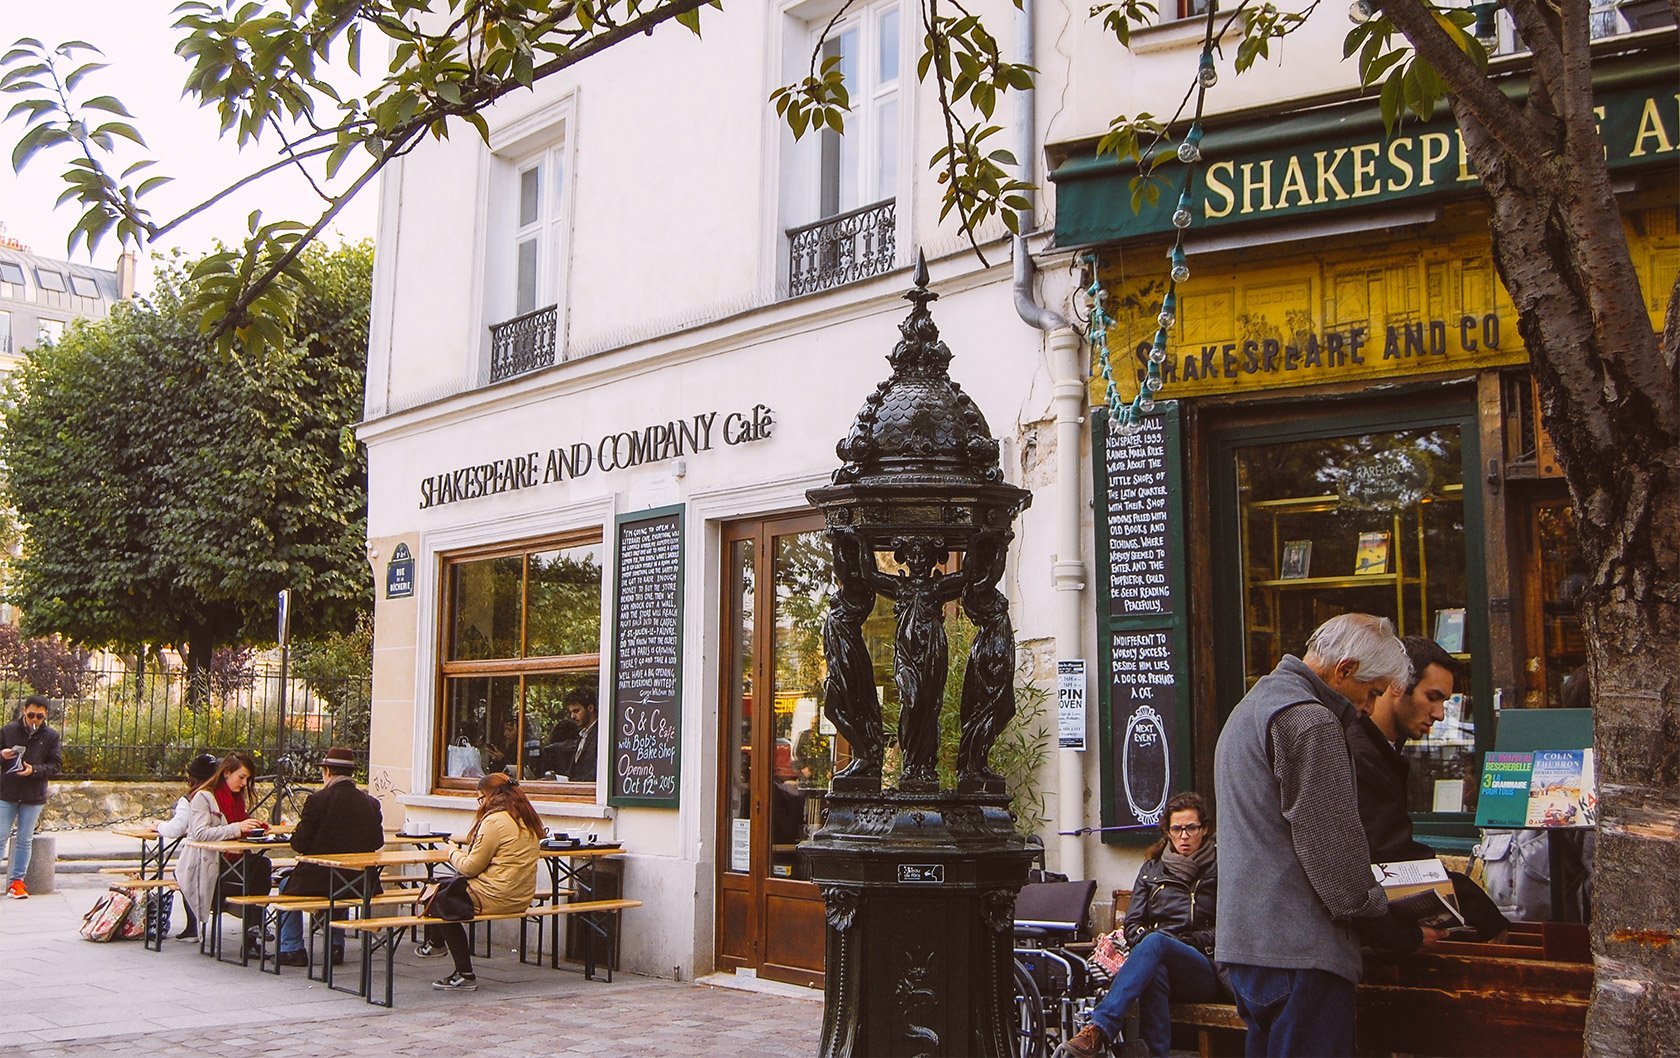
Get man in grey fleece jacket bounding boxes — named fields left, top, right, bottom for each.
left=1214, top=614, right=1410, bottom=1056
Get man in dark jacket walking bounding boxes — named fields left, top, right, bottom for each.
left=275, top=747, right=383, bottom=965
left=1, top=695, right=62, bottom=898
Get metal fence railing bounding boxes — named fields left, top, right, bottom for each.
left=19, top=661, right=371, bottom=782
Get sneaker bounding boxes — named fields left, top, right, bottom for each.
left=432, top=972, right=478, bottom=991
left=1056, top=1023, right=1111, bottom=1058
left=414, top=942, right=448, bottom=959
left=7, top=880, right=27, bottom=899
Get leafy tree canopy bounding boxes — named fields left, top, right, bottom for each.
left=0, top=239, right=374, bottom=678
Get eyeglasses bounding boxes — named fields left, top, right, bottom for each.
left=1167, top=824, right=1204, bottom=835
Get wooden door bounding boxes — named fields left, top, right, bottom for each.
left=715, top=513, right=834, bottom=988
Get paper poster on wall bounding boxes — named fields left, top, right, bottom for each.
left=1057, top=659, right=1087, bottom=750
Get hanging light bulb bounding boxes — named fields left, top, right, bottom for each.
left=1197, top=50, right=1218, bottom=88
left=1158, top=290, right=1178, bottom=329
left=1144, top=375, right=1165, bottom=394
left=1177, top=124, right=1203, bottom=164
left=1170, top=245, right=1190, bottom=284
left=1139, top=396, right=1157, bottom=414
left=1148, top=345, right=1168, bottom=365
left=1172, top=190, right=1195, bottom=229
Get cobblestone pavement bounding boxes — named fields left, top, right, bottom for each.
left=2, top=864, right=820, bottom=1057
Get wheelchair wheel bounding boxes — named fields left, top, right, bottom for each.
left=1012, top=957, right=1049, bottom=1058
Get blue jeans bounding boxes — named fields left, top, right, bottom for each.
left=1224, top=963, right=1356, bottom=1057
left=1087, top=932, right=1221, bottom=1056
left=0, top=799, right=44, bottom=884
left=279, top=909, right=346, bottom=956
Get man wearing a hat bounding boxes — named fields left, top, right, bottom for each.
left=275, top=747, right=383, bottom=966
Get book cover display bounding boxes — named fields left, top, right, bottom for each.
left=1280, top=539, right=1312, bottom=579
left=1433, top=607, right=1466, bottom=652
left=1475, top=749, right=1596, bottom=828
left=1354, top=530, right=1391, bottom=575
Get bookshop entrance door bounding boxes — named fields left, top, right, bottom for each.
left=1210, top=404, right=1491, bottom=818
left=715, top=513, right=848, bottom=988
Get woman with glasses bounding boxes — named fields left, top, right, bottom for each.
left=1059, top=792, right=1227, bottom=1058
left=415, top=772, right=541, bottom=990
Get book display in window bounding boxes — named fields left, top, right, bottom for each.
left=1433, top=607, right=1467, bottom=653
left=1280, top=539, right=1313, bottom=580
left=1354, top=530, right=1392, bottom=575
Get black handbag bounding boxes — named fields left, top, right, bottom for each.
left=419, top=876, right=475, bottom=921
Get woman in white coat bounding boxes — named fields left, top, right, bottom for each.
left=155, top=752, right=219, bottom=938
left=173, top=752, right=270, bottom=953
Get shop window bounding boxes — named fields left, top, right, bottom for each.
left=438, top=536, right=603, bottom=795
left=1231, top=423, right=1481, bottom=814
left=1523, top=498, right=1587, bottom=709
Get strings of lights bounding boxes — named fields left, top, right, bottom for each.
left=1080, top=2, right=1229, bottom=440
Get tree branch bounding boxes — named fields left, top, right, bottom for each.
left=1373, top=0, right=1550, bottom=167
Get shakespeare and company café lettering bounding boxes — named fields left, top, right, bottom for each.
left=417, top=403, right=774, bottom=509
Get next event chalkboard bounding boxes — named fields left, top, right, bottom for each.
left=1093, top=405, right=1192, bottom=836
left=607, top=505, right=684, bottom=808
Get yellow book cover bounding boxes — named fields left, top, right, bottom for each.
left=1354, top=531, right=1391, bottom=575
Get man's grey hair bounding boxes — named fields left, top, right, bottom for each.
left=1304, top=613, right=1411, bottom=687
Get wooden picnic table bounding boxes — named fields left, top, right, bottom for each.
left=298, top=844, right=625, bottom=1002
left=185, top=836, right=296, bottom=965
left=114, top=825, right=181, bottom=950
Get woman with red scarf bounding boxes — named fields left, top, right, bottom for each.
left=173, top=752, right=272, bottom=955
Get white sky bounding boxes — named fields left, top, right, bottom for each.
left=0, top=1, right=377, bottom=275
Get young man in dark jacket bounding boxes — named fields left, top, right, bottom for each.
left=1, top=695, right=62, bottom=898
left=1348, top=636, right=1508, bottom=947
left=275, top=747, right=383, bottom=965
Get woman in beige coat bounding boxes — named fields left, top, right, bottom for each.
left=172, top=752, right=270, bottom=953
left=417, top=772, right=540, bottom=990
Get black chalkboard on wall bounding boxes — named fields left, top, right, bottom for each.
left=1092, top=405, right=1192, bottom=839
left=608, top=505, right=684, bottom=808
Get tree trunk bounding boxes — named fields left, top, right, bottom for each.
left=1452, top=104, right=1680, bottom=1056
left=183, top=627, right=216, bottom=711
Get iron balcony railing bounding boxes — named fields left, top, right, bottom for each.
left=488, top=303, right=559, bottom=383
left=787, top=199, right=896, bottom=298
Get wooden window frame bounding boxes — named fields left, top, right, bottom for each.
left=434, top=528, right=604, bottom=799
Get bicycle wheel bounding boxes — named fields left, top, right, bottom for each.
left=1012, top=957, right=1048, bottom=1058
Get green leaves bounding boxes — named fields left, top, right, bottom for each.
left=771, top=54, right=851, bottom=141
left=185, top=211, right=315, bottom=359
left=0, top=241, right=376, bottom=655
left=0, top=37, right=165, bottom=256
left=1090, top=0, right=1161, bottom=49
left=1344, top=4, right=1487, bottom=132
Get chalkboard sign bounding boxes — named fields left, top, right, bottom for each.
left=1093, top=405, right=1192, bottom=835
left=1102, top=415, right=1176, bottom=617
left=607, top=506, right=684, bottom=808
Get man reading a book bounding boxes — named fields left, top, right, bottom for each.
left=1214, top=614, right=1405, bottom=1057
left=1349, top=636, right=1509, bottom=946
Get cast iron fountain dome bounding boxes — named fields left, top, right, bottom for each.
left=802, top=253, right=1036, bottom=1057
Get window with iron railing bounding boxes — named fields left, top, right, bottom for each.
left=787, top=199, right=897, bottom=297
left=488, top=303, right=559, bottom=383
left=785, top=1, right=903, bottom=297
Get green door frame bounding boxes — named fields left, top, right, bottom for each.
left=1207, top=400, right=1490, bottom=849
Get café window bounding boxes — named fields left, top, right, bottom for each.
left=437, top=534, right=603, bottom=795
left=1219, top=414, right=1488, bottom=818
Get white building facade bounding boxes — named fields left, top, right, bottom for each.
left=359, top=0, right=1677, bottom=987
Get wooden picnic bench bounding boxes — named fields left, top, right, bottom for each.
left=335, top=898, right=643, bottom=1007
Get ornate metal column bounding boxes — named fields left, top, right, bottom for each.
left=803, top=254, right=1037, bottom=1057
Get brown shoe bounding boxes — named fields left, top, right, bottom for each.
left=1058, top=1023, right=1110, bottom=1058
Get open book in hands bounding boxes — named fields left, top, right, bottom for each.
left=1373, top=858, right=1467, bottom=930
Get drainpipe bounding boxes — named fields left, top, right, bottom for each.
left=1012, top=1, right=1090, bottom=883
